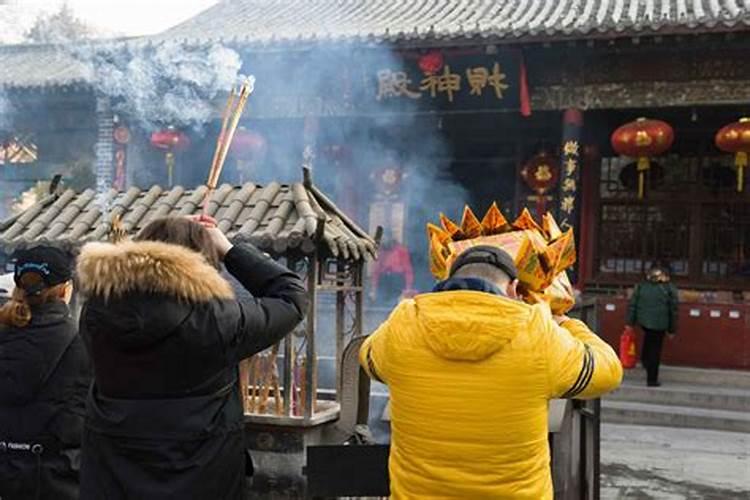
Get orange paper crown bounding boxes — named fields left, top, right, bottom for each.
left=428, top=203, right=578, bottom=313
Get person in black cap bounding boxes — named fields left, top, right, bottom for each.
left=360, top=244, right=622, bottom=499
left=0, top=245, right=91, bottom=500
left=435, top=244, right=521, bottom=297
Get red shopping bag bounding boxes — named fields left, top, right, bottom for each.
left=619, top=326, right=637, bottom=369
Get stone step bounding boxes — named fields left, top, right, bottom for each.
left=607, top=381, right=750, bottom=412
left=623, top=365, right=750, bottom=389
left=601, top=400, right=750, bottom=433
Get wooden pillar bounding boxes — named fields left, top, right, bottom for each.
left=355, top=261, right=364, bottom=337
left=558, top=108, right=584, bottom=284
left=282, top=329, right=293, bottom=417
left=354, top=261, right=368, bottom=424
left=335, top=259, right=346, bottom=399
left=304, top=255, right=318, bottom=420
left=579, top=144, right=601, bottom=288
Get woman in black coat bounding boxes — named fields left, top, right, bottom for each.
left=0, top=246, right=91, bottom=500
left=77, top=216, right=307, bottom=500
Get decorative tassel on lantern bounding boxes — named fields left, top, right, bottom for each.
left=736, top=151, right=747, bottom=192
left=165, top=151, right=175, bottom=187
left=636, top=156, right=650, bottom=199
left=716, top=117, right=750, bottom=193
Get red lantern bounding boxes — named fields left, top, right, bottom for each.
left=229, top=128, right=266, bottom=156
left=229, top=128, right=266, bottom=183
left=418, top=50, right=444, bottom=75
left=521, top=152, right=559, bottom=217
left=715, top=117, right=750, bottom=192
left=150, top=127, right=189, bottom=187
left=611, top=117, right=674, bottom=198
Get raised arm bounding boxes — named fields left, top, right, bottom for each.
left=544, top=309, right=623, bottom=400
left=359, top=316, right=394, bottom=384
left=219, top=243, right=308, bottom=362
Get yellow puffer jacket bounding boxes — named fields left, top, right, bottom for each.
left=360, top=290, right=622, bottom=499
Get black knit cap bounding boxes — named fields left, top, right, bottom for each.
left=449, top=245, right=518, bottom=280
left=13, top=246, right=73, bottom=295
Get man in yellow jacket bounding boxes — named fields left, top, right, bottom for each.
left=360, top=246, right=622, bottom=499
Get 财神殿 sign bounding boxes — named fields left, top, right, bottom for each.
left=372, top=53, right=522, bottom=112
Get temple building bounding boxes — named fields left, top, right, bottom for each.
left=1, top=0, right=749, bottom=367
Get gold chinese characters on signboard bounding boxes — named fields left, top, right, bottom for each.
left=377, top=62, right=510, bottom=103
left=558, top=140, right=580, bottom=231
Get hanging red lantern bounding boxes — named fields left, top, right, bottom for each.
left=150, top=127, right=189, bottom=187
left=715, top=117, right=750, bottom=192
left=229, top=128, right=266, bottom=183
left=229, top=128, right=266, bottom=157
left=611, top=117, right=674, bottom=198
left=521, top=152, right=559, bottom=217
left=418, top=50, right=444, bottom=75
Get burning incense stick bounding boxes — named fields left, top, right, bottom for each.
left=208, top=89, right=236, bottom=189
left=203, top=77, right=255, bottom=214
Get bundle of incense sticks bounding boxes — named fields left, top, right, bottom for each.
left=108, top=214, right=127, bottom=243
left=204, top=77, right=255, bottom=212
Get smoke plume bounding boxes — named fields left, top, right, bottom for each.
left=0, top=91, right=14, bottom=132
left=72, top=40, right=243, bottom=132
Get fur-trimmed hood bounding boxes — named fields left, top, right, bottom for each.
left=77, top=240, right=234, bottom=302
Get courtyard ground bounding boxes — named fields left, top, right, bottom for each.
left=600, top=423, right=749, bottom=499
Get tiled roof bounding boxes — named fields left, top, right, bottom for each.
left=3, top=1, right=748, bottom=89
left=159, top=0, right=750, bottom=45
left=0, top=182, right=376, bottom=260
left=0, top=44, right=91, bottom=89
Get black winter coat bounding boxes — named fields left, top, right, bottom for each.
left=76, top=241, right=307, bottom=500
left=0, top=302, right=91, bottom=500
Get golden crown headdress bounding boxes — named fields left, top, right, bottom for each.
left=427, top=202, right=577, bottom=313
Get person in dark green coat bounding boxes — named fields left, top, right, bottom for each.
left=627, top=265, right=679, bottom=386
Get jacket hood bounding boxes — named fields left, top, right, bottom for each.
left=77, top=240, right=234, bottom=302
left=77, top=240, right=235, bottom=350
left=414, top=290, right=531, bottom=361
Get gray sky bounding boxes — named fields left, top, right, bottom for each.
left=0, top=0, right=219, bottom=42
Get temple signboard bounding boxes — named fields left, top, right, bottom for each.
left=371, top=53, right=522, bottom=112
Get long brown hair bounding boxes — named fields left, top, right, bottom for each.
left=0, top=273, right=69, bottom=328
left=135, top=217, right=220, bottom=268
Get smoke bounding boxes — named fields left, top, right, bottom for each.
left=72, top=40, right=243, bottom=132
left=0, top=91, right=14, bottom=132
left=227, top=47, right=468, bottom=293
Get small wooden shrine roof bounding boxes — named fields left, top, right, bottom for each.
left=0, top=181, right=377, bottom=261
left=158, top=0, right=750, bottom=46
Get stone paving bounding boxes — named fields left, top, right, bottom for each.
left=600, top=423, right=750, bottom=499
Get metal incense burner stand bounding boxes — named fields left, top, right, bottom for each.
left=0, top=164, right=377, bottom=498
left=243, top=250, right=369, bottom=498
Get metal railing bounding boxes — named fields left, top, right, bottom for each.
left=550, top=298, right=601, bottom=500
